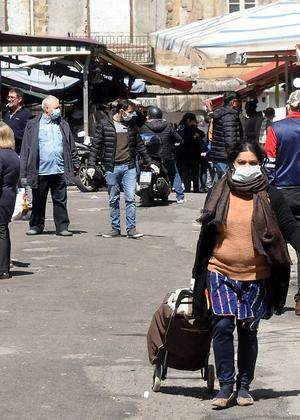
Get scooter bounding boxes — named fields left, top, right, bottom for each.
left=137, top=133, right=171, bottom=206
left=75, top=131, right=106, bottom=192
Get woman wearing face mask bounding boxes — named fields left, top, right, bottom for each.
left=192, top=141, right=300, bottom=408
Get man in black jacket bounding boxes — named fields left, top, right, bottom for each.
left=210, top=92, right=242, bottom=181
left=140, top=106, right=185, bottom=203
left=87, top=99, right=157, bottom=239
left=20, top=95, right=80, bottom=236
left=3, top=88, right=32, bottom=155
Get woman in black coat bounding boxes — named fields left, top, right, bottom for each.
left=0, top=122, right=20, bottom=278
left=177, top=113, right=204, bottom=193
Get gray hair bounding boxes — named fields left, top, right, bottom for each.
left=42, top=95, right=59, bottom=110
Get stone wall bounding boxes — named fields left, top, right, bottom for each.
left=34, top=0, right=48, bottom=35
left=90, top=0, right=130, bottom=34
left=47, top=0, right=86, bottom=36
left=7, top=0, right=30, bottom=34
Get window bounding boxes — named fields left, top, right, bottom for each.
left=228, top=0, right=256, bottom=13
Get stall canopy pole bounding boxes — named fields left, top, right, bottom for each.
left=285, top=57, right=289, bottom=103
left=83, top=55, right=91, bottom=136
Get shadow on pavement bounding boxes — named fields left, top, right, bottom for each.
left=252, top=388, right=300, bottom=400
left=41, top=230, right=87, bottom=235
left=283, top=307, right=296, bottom=312
left=159, top=386, right=300, bottom=402
left=159, top=386, right=212, bottom=399
left=11, top=270, right=34, bottom=277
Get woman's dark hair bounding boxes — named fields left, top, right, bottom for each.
left=179, top=112, right=197, bottom=126
left=227, top=142, right=266, bottom=166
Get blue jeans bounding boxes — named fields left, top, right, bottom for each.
left=105, top=164, right=137, bottom=232
left=213, top=162, right=228, bottom=184
left=172, top=162, right=185, bottom=201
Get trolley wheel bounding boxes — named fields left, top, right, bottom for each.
left=207, top=364, right=215, bottom=393
left=152, top=364, right=162, bottom=392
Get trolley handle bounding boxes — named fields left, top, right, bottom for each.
left=174, top=289, right=193, bottom=312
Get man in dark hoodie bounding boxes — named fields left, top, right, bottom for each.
left=210, top=92, right=243, bottom=181
left=140, top=106, right=185, bottom=203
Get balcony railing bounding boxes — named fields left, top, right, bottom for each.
left=91, top=33, right=154, bottom=65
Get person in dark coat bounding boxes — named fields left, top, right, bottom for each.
left=20, top=95, right=80, bottom=236
left=192, top=141, right=300, bottom=408
left=140, top=106, right=185, bottom=203
left=177, top=113, right=204, bottom=193
left=0, top=122, right=20, bottom=278
left=3, top=88, right=32, bottom=155
left=87, top=99, right=157, bottom=239
left=210, top=92, right=243, bottom=181
left=244, top=99, right=264, bottom=144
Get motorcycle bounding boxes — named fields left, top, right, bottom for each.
left=137, top=133, right=171, bottom=206
left=75, top=131, right=106, bottom=192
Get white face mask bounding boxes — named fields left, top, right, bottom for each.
left=122, top=111, right=136, bottom=122
left=232, top=165, right=262, bottom=183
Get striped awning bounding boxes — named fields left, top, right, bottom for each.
left=0, top=45, right=90, bottom=56
left=152, top=0, right=300, bottom=60
left=0, top=32, right=192, bottom=92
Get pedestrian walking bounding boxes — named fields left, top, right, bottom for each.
left=192, top=141, right=300, bottom=408
left=0, top=122, right=20, bottom=278
left=20, top=95, right=80, bottom=236
left=265, top=90, right=300, bottom=315
left=3, top=88, right=32, bottom=155
left=140, top=106, right=185, bottom=203
left=177, top=113, right=203, bottom=193
left=210, top=92, right=242, bottom=182
left=87, top=99, right=157, bottom=238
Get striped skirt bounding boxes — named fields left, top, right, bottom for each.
left=208, top=271, right=267, bottom=330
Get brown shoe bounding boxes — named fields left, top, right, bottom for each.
left=237, top=389, right=254, bottom=406
left=295, top=299, right=300, bottom=316
left=212, top=389, right=235, bottom=408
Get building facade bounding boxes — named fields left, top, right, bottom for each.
left=2, top=0, right=279, bottom=36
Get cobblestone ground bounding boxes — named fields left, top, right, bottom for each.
left=0, top=190, right=299, bottom=419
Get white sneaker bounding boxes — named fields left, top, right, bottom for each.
left=177, top=199, right=185, bottom=204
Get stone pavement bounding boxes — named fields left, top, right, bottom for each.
left=0, top=190, right=299, bottom=419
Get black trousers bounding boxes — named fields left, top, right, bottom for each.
left=30, top=174, right=70, bottom=233
left=180, top=162, right=200, bottom=193
left=0, top=224, right=10, bottom=275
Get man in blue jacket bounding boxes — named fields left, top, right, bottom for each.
left=265, top=90, right=300, bottom=316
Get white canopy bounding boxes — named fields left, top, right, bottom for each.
left=152, top=0, right=300, bottom=60
left=1, top=56, right=79, bottom=92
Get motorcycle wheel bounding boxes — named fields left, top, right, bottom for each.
left=75, top=159, right=99, bottom=193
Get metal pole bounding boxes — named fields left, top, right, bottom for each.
left=86, top=0, right=91, bottom=37
left=29, top=0, right=34, bottom=35
left=83, top=55, right=90, bottom=136
left=285, top=57, right=289, bottom=102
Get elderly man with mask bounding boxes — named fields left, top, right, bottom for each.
left=87, top=99, right=157, bottom=239
left=20, top=95, right=80, bottom=236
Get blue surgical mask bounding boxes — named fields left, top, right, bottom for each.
left=50, top=108, right=61, bottom=120
left=232, top=165, right=262, bottom=183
